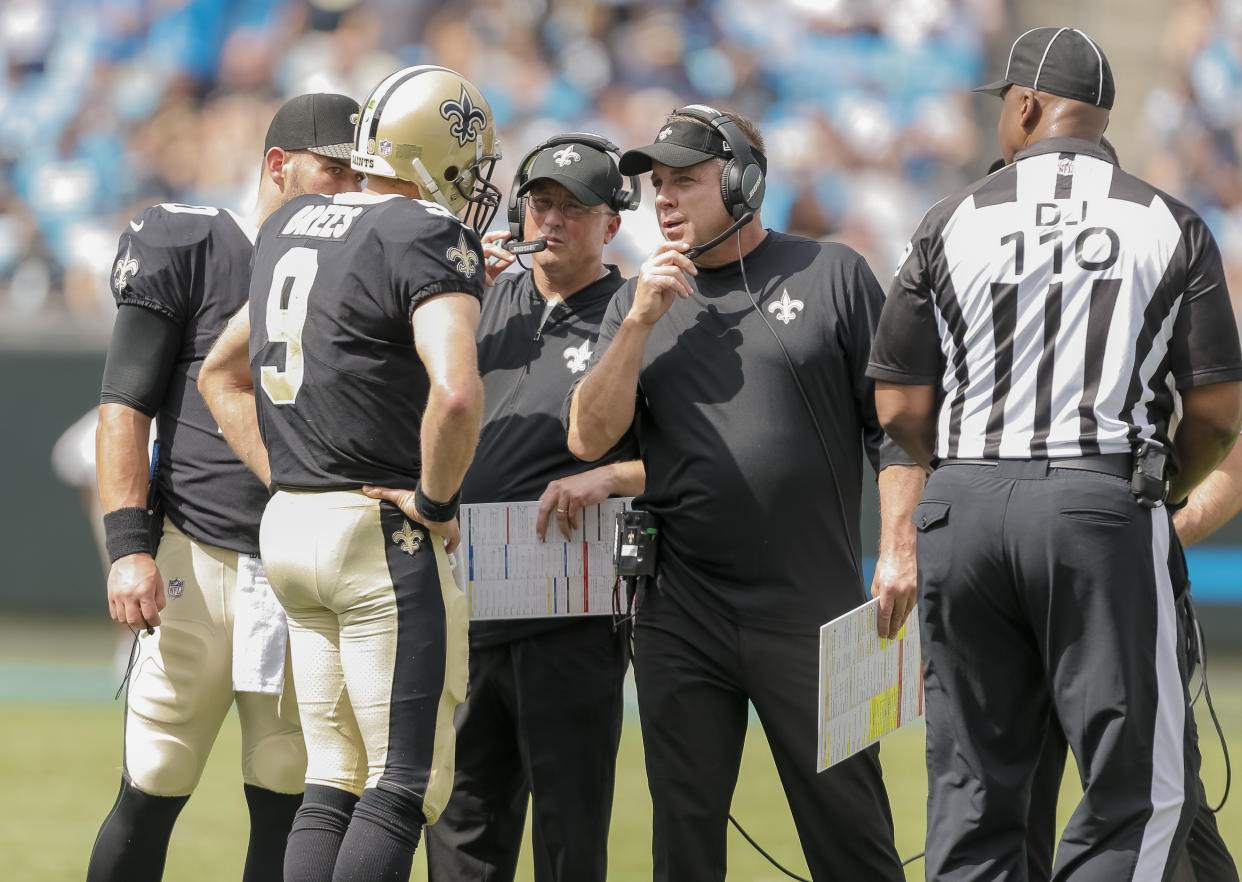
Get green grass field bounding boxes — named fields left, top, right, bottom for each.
left=3, top=617, right=1239, bottom=881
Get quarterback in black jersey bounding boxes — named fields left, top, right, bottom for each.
left=423, top=137, right=641, bottom=882
left=87, top=93, right=361, bottom=882
left=201, top=66, right=498, bottom=882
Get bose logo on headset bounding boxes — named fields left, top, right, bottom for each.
left=504, top=133, right=641, bottom=254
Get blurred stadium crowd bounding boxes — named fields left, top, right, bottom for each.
left=12, top=0, right=1241, bottom=334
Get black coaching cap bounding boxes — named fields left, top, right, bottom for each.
left=264, top=93, right=359, bottom=160
left=619, top=108, right=768, bottom=177
left=974, top=27, right=1115, bottom=110
left=517, top=140, right=624, bottom=207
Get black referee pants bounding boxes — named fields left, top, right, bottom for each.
left=633, top=583, right=904, bottom=882
left=917, top=461, right=1198, bottom=882
left=1027, top=662, right=1237, bottom=881
left=423, top=618, right=628, bottom=882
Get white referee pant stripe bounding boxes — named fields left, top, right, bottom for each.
left=1133, top=509, right=1186, bottom=879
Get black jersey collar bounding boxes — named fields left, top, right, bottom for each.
left=696, top=228, right=775, bottom=277
left=526, top=264, right=623, bottom=313
left=1013, top=137, right=1116, bottom=164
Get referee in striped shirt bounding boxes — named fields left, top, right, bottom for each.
left=869, top=27, right=1242, bottom=881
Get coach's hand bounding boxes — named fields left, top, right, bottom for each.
left=362, top=485, right=462, bottom=553
left=871, top=544, right=917, bottom=640
left=482, top=230, right=516, bottom=286
left=536, top=468, right=617, bottom=542
left=629, top=241, right=697, bottom=327
left=107, top=552, right=166, bottom=631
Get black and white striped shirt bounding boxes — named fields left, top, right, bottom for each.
left=868, top=137, right=1242, bottom=460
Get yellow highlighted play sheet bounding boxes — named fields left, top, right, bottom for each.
left=818, top=597, right=924, bottom=771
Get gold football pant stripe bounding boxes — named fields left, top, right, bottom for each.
left=261, top=490, right=467, bottom=823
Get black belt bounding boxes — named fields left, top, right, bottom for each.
left=937, top=453, right=1132, bottom=479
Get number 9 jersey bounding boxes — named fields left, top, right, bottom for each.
left=249, top=190, right=486, bottom=490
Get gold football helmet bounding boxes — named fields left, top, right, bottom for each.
left=352, top=65, right=502, bottom=233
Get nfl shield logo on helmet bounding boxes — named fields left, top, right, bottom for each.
left=167, top=578, right=184, bottom=598
left=378, top=139, right=393, bottom=157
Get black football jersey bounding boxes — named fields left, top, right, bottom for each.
left=107, top=203, right=268, bottom=554
left=250, top=192, right=486, bottom=490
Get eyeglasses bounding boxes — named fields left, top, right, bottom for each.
left=527, top=194, right=605, bottom=220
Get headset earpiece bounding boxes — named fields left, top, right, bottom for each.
left=676, top=105, right=765, bottom=220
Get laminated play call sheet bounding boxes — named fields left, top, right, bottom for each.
left=818, top=597, right=923, bottom=770
left=457, top=498, right=633, bottom=620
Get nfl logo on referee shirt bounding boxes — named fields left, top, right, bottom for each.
left=167, top=578, right=184, bottom=598
left=392, top=521, right=422, bottom=555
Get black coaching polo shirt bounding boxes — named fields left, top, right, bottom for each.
left=465, top=266, right=637, bottom=646
left=586, top=231, right=908, bottom=633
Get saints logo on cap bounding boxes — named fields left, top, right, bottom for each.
left=553, top=146, right=581, bottom=167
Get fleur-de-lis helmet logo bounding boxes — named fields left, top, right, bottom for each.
left=767, top=289, right=804, bottom=325
left=553, top=146, right=580, bottom=167
left=439, top=86, right=487, bottom=148
left=446, top=231, right=479, bottom=277
left=113, top=243, right=140, bottom=292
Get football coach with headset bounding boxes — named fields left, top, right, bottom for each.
left=566, top=105, right=925, bottom=881
left=424, top=134, right=643, bottom=882
left=869, top=27, right=1242, bottom=881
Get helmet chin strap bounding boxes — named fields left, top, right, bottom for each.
left=410, top=157, right=456, bottom=215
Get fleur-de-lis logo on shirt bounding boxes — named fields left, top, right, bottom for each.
left=767, top=289, right=804, bottom=325
left=446, top=231, right=479, bottom=277
left=392, top=520, right=422, bottom=555
left=563, top=340, right=592, bottom=374
left=439, top=86, right=487, bottom=147
left=553, top=146, right=580, bottom=167
left=112, top=244, right=140, bottom=292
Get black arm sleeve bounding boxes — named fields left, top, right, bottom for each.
left=99, top=304, right=181, bottom=417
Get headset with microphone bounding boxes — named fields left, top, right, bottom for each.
left=504, top=133, right=641, bottom=255
left=672, top=105, right=767, bottom=260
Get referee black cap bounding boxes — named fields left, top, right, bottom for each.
left=264, top=93, right=359, bottom=160
left=975, top=27, right=1114, bottom=110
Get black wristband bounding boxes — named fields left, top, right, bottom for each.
left=414, top=483, right=460, bottom=522
left=104, top=506, right=153, bottom=563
